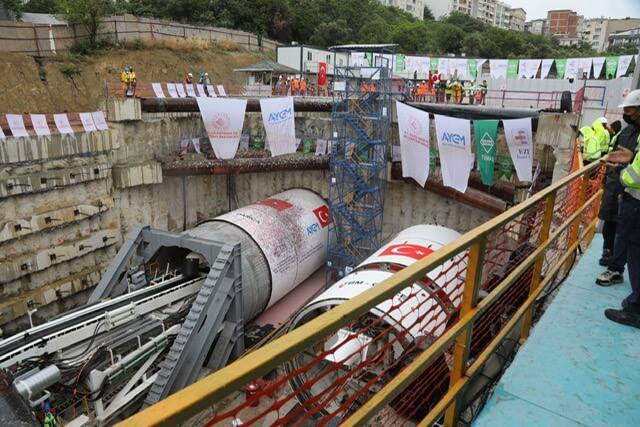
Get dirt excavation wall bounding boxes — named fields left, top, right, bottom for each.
left=0, top=100, right=495, bottom=336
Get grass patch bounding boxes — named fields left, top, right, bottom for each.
left=61, top=64, right=82, bottom=77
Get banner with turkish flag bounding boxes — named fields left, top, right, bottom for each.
left=318, top=62, right=327, bottom=86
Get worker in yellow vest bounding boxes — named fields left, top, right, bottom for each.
left=579, top=125, right=600, bottom=164
left=602, top=89, right=640, bottom=328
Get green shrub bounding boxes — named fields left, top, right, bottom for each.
left=61, top=64, right=82, bottom=77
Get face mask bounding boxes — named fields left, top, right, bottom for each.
left=623, top=113, right=634, bottom=125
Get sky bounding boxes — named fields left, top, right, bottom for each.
left=505, top=0, right=640, bottom=21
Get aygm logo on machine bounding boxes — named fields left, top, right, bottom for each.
left=307, top=206, right=332, bottom=236
left=268, top=107, right=293, bottom=124
left=442, top=132, right=466, bottom=146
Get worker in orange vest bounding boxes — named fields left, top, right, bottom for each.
left=300, top=78, right=307, bottom=96
left=291, top=76, right=300, bottom=95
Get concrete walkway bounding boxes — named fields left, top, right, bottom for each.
left=474, top=234, right=640, bottom=427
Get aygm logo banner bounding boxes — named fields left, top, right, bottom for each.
left=196, top=97, right=247, bottom=159
left=503, top=118, right=533, bottom=182
left=396, top=101, right=431, bottom=187
left=260, top=96, right=296, bottom=157
left=435, top=114, right=472, bottom=193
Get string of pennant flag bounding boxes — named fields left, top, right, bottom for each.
left=351, top=52, right=638, bottom=80
left=0, top=111, right=109, bottom=139
left=152, top=82, right=227, bottom=98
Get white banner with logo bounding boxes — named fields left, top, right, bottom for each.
left=617, top=55, right=633, bottom=78
left=490, top=59, right=508, bottom=79
left=6, top=114, right=29, bottom=137
left=31, top=114, right=51, bottom=137
left=578, top=57, right=593, bottom=78
left=435, top=114, right=472, bottom=193
left=186, top=84, right=197, bottom=97
left=592, top=57, right=605, bottom=78
left=455, top=58, right=468, bottom=79
left=79, top=113, right=97, bottom=132
left=54, top=113, right=74, bottom=137
left=92, top=111, right=109, bottom=131
left=196, top=97, right=247, bottom=159
left=260, top=97, right=297, bottom=157
left=175, top=84, right=187, bottom=98
left=166, top=83, right=179, bottom=98
left=503, top=118, right=533, bottom=182
left=540, top=59, right=554, bottom=79
left=565, top=58, right=579, bottom=79
left=192, top=137, right=201, bottom=153
left=195, top=84, right=205, bottom=97
left=518, top=59, right=541, bottom=79
left=152, top=83, right=165, bottom=98
left=207, top=84, right=217, bottom=97
left=438, top=57, right=450, bottom=77
left=396, top=101, right=431, bottom=187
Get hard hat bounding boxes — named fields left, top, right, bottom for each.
left=205, top=72, right=208, bottom=76
left=188, top=73, right=193, bottom=77
left=44, top=403, right=51, bottom=411
left=618, top=89, right=640, bottom=108
left=125, top=67, right=130, bottom=71
left=447, top=80, right=451, bottom=84
left=596, top=117, right=608, bottom=124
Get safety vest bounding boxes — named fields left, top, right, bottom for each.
left=621, top=145, right=640, bottom=199
left=43, top=412, right=58, bottom=427
left=580, top=125, right=601, bottom=162
left=445, top=83, right=452, bottom=94
left=128, top=71, right=136, bottom=84
left=592, top=120, right=610, bottom=154
left=121, top=71, right=129, bottom=83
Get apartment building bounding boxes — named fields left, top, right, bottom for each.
left=379, top=0, right=425, bottom=20
left=424, top=0, right=526, bottom=31
left=524, top=19, right=546, bottom=35
left=584, top=18, right=609, bottom=52
left=609, top=27, right=640, bottom=49
left=546, top=9, right=581, bottom=36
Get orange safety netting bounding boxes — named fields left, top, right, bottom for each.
left=189, top=163, right=605, bottom=427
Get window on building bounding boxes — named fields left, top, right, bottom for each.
left=595, top=28, right=601, bottom=33
left=307, top=51, right=312, bottom=61
left=327, top=55, right=331, bottom=64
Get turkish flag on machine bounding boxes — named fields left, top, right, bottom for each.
left=318, top=62, right=327, bottom=86
left=380, top=244, right=434, bottom=260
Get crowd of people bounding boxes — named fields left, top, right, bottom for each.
left=404, top=73, right=488, bottom=105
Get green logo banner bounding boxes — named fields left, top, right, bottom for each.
left=507, top=59, right=519, bottom=79
left=430, top=57, right=439, bottom=73
left=429, top=148, right=438, bottom=172
left=498, top=156, right=513, bottom=180
left=555, top=58, right=567, bottom=79
left=365, top=52, right=373, bottom=66
left=468, top=58, right=478, bottom=79
left=302, top=137, right=313, bottom=155
left=605, top=56, right=619, bottom=79
left=473, top=120, right=499, bottom=186
left=395, top=54, right=405, bottom=72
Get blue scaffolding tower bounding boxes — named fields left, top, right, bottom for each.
left=326, top=44, right=395, bottom=281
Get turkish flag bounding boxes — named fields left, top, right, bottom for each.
left=318, top=62, right=327, bottom=86
left=313, top=205, right=332, bottom=227
left=380, top=244, right=434, bottom=260
left=255, top=198, right=293, bottom=211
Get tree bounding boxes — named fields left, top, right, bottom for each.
left=308, top=20, right=352, bottom=47
left=423, top=5, right=434, bottom=20
left=1, top=0, right=22, bottom=17
left=23, top=0, right=58, bottom=14
left=60, top=0, right=116, bottom=47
